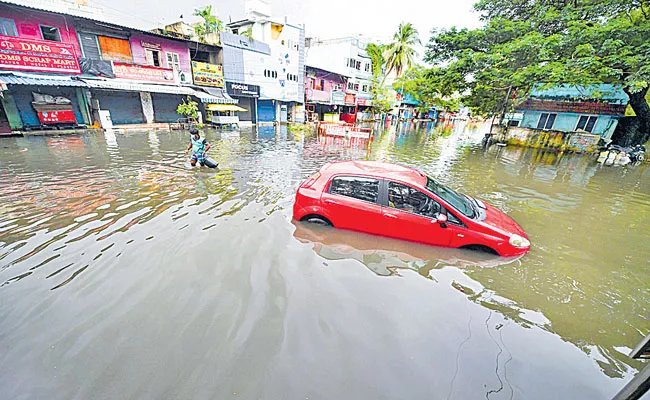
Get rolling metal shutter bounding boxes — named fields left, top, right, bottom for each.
left=257, top=100, right=275, bottom=122
left=93, top=90, right=144, bottom=124
left=151, top=93, right=185, bottom=123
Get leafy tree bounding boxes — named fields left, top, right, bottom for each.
left=382, top=23, right=421, bottom=85
left=177, top=96, right=199, bottom=120
left=193, top=5, right=225, bottom=42
left=425, top=0, right=650, bottom=143
left=366, top=43, right=385, bottom=77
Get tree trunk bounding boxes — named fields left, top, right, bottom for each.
left=624, top=86, right=650, bottom=144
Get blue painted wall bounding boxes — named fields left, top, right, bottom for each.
left=519, top=110, right=619, bottom=137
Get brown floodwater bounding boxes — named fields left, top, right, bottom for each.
left=0, top=121, right=648, bottom=399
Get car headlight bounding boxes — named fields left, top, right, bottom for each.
left=509, top=234, right=530, bottom=248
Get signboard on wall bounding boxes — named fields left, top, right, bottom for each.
left=331, top=91, right=345, bottom=105
left=191, top=61, right=224, bottom=87
left=226, top=81, right=260, bottom=98
left=0, top=35, right=80, bottom=74
left=344, top=93, right=356, bottom=105
left=356, top=98, right=372, bottom=106
left=112, top=62, right=176, bottom=83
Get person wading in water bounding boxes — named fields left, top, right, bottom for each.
left=185, top=128, right=211, bottom=167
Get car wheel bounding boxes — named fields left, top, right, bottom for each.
left=301, top=215, right=333, bottom=227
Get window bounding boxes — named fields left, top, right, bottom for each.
left=576, top=115, right=598, bottom=133
left=40, top=25, right=61, bottom=42
left=362, top=85, right=368, bottom=92
left=364, top=63, right=370, bottom=72
left=388, top=182, right=441, bottom=218
left=79, top=32, right=101, bottom=60
left=320, top=79, right=325, bottom=90
left=347, top=81, right=354, bottom=90
left=145, top=49, right=161, bottom=66
left=0, top=18, right=17, bottom=37
left=353, top=83, right=359, bottom=91
left=329, top=176, right=380, bottom=203
left=355, top=61, right=361, bottom=70
left=166, top=52, right=180, bottom=70
left=426, top=176, right=476, bottom=219
left=264, top=69, right=277, bottom=78
left=536, top=113, right=557, bottom=130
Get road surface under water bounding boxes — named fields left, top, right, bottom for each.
left=0, top=121, right=649, bottom=399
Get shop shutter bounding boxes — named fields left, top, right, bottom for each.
left=79, top=32, right=101, bottom=60
left=93, top=91, right=144, bottom=124
left=151, top=93, right=185, bottom=123
left=257, top=100, right=275, bottom=122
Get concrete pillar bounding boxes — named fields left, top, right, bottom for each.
left=140, top=92, right=154, bottom=123
left=75, top=87, right=91, bottom=126
left=275, top=100, right=280, bottom=123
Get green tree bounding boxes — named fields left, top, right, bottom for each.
left=177, top=96, right=199, bottom=120
left=425, top=0, right=650, bottom=142
left=382, top=23, right=421, bottom=85
left=193, top=5, right=225, bottom=42
left=366, top=43, right=384, bottom=77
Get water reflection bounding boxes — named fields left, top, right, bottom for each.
left=0, top=123, right=648, bottom=398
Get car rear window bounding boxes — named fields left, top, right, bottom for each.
left=329, top=176, right=380, bottom=203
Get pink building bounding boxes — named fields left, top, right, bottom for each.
left=128, top=32, right=192, bottom=82
left=0, top=4, right=82, bottom=59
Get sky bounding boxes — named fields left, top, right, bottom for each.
left=79, top=0, right=484, bottom=45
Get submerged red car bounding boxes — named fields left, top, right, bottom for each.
left=293, top=161, right=530, bottom=257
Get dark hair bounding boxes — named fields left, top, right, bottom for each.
left=189, top=128, right=199, bottom=135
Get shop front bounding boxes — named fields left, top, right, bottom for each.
left=225, top=82, right=260, bottom=125
left=205, top=104, right=248, bottom=127
left=0, top=73, right=91, bottom=131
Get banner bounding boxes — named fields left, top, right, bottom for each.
left=112, top=62, right=176, bottom=83
left=0, top=35, right=80, bottom=74
left=192, top=61, right=224, bottom=87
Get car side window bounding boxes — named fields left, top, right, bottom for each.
left=329, top=176, right=380, bottom=203
left=446, top=211, right=463, bottom=226
left=388, top=181, right=441, bottom=218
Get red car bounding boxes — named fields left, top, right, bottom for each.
left=293, top=161, right=530, bottom=257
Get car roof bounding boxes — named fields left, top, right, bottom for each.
left=321, top=161, right=427, bottom=186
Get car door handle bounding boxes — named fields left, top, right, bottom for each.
left=324, top=199, right=339, bottom=205
left=384, top=213, right=398, bottom=219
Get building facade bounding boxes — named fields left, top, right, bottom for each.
left=305, top=36, right=373, bottom=123
left=514, top=85, right=628, bottom=140
left=0, top=0, right=236, bottom=133
left=227, top=0, right=305, bottom=123
left=304, top=65, right=346, bottom=122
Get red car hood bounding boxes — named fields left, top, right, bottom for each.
left=480, top=203, right=528, bottom=238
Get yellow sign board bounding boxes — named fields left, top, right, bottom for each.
left=191, top=61, right=224, bottom=87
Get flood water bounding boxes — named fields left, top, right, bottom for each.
left=1, top=121, right=649, bottom=399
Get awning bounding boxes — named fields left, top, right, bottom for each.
left=198, top=87, right=237, bottom=104
left=0, top=72, right=87, bottom=87
left=206, top=104, right=248, bottom=112
left=82, top=78, right=197, bottom=95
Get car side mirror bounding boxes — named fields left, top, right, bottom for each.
left=432, top=214, right=448, bottom=228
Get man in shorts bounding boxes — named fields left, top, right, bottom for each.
left=185, top=128, right=211, bottom=166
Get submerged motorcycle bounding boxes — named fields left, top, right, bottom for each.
left=597, top=144, right=646, bottom=165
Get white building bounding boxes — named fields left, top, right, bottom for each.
left=226, top=0, right=305, bottom=123
left=306, top=37, right=374, bottom=110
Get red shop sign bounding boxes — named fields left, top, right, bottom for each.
left=112, top=62, right=176, bottom=83
left=344, top=93, right=356, bottom=105
left=0, top=35, right=80, bottom=74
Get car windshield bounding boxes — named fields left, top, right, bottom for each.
left=425, top=177, right=476, bottom=218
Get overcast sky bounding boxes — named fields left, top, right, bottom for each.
left=79, top=0, right=483, bottom=45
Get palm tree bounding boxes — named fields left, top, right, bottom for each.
left=382, top=23, right=421, bottom=86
